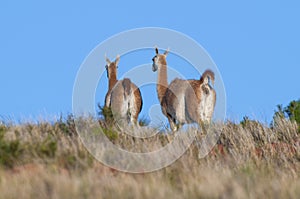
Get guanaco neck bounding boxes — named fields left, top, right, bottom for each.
left=108, top=71, right=118, bottom=91
left=157, top=61, right=168, bottom=104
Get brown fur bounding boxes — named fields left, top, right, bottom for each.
left=104, top=58, right=119, bottom=107
left=108, top=69, right=117, bottom=90
left=133, top=84, right=143, bottom=120
left=156, top=57, right=168, bottom=104
left=105, top=61, right=118, bottom=107
left=152, top=47, right=216, bottom=131
left=104, top=56, right=143, bottom=124
left=188, top=80, right=202, bottom=102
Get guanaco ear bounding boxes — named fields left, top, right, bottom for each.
left=155, top=47, right=159, bottom=55
left=163, top=48, right=169, bottom=56
left=115, top=55, right=120, bottom=66
left=105, top=54, right=111, bottom=66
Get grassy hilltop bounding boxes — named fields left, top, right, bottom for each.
left=0, top=115, right=299, bottom=199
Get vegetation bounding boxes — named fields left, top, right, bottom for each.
left=98, top=104, right=149, bottom=127
left=273, top=99, right=300, bottom=132
left=0, top=112, right=298, bottom=199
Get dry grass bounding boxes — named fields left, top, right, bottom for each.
left=0, top=117, right=299, bottom=199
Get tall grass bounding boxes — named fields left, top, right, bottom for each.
left=0, top=116, right=299, bottom=199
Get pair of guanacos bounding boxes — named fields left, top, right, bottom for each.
left=104, top=47, right=216, bottom=131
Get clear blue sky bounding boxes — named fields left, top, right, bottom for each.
left=1, top=0, right=299, bottom=123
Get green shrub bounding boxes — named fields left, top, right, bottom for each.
left=285, top=100, right=300, bottom=126
left=37, top=135, right=57, bottom=158
left=55, top=114, right=76, bottom=136
left=102, top=127, right=118, bottom=141
left=0, top=126, right=23, bottom=168
left=273, top=99, right=300, bottom=132
left=98, top=104, right=115, bottom=126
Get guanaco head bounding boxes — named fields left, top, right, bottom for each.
left=152, top=47, right=169, bottom=72
left=105, top=55, right=120, bottom=79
